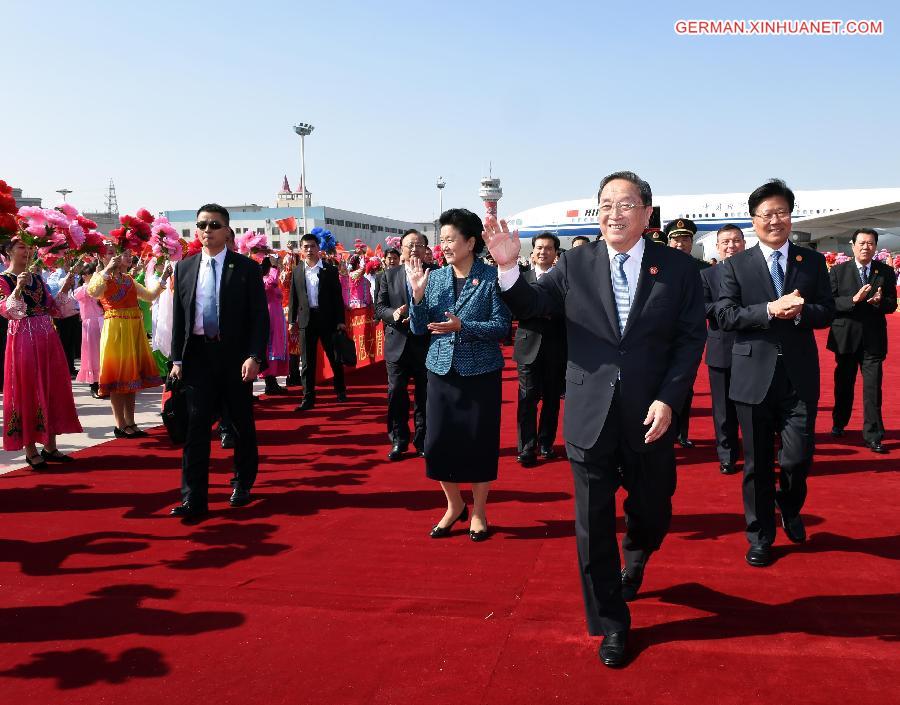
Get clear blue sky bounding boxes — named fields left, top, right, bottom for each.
left=5, top=0, right=898, bottom=221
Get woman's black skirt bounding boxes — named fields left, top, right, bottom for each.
left=424, top=368, right=502, bottom=483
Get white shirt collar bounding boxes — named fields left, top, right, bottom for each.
left=306, top=258, right=323, bottom=272
left=533, top=263, right=553, bottom=277
left=606, top=236, right=645, bottom=264
left=854, top=258, right=871, bottom=271
left=757, top=239, right=790, bottom=263
left=200, top=248, right=228, bottom=267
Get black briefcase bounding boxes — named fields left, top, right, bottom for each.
left=332, top=329, right=358, bottom=367
left=161, top=377, right=188, bottom=445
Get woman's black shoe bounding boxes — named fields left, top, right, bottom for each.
left=469, top=525, right=490, bottom=542
left=429, top=505, right=469, bottom=538
left=113, top=427, right=129, bottom=438
left=89, top=383, right=102, bottom=399
left=24, top=454, right=49, bottom=470
left=126, top=425, right=149, bottom=438
left=40, top=449, right=74, bottom=463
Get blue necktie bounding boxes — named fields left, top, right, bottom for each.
left=770, top=251, right=784, bottom=298
left=612, top=253, right=630, bottom=334
left=203, top=258, right=219, bottom=338
left=859, top=265, right=868, bottom=285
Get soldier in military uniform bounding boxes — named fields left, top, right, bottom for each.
left=663, top=218, right=707, bottom=447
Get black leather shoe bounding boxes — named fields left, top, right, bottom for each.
left=294, top=399, right=315, bottom=412
left=599, top=631, right=628, bottom=668
left=229, top=488, right=252, bottom=507
left=745, top=545, right=772, bottom=567
left=469, top=525, right=490, bottom=542
left=621, top=567, right=644, bottom=602
left=867, top=440, right=887, bottom=454
left=677, top=435, right=695, bottom=449
left=220, top=434, right=235, bottom=449
left=781, top=514, right=807, bottom=543
left=387, top=443, right=407, bottom=461
left=336, top=392, right=348, bottom=403
left=517, top=451, right=537, bottom=468
left=170, top=503, right=208, bottom=519
left=831, top=426, right=844, bottom=437
left=539, top=446, right=557, bottom=460
left=720, top=462, right=739, bottom=475
left=430, top=505, right=468, bottom=538
left=415, top=447, right=425, bottom=458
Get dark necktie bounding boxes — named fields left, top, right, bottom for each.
left=203, top=259, right=219, bottom=338
left=770, top=251, right=784, bottom=298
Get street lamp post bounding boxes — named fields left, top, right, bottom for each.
left=293, top=123, right=314, bottom=240
left=436, top=176, right=445, bottom=216
left=56, top=188, right=72, bottom=202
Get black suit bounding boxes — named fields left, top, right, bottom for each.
left=717, top=244, right=834, bottom=548
left=374, top=265, right=429, bottom=449
left=502, top=238, right=706, bottom=636
left=171, top=250, right=269, bottom=508
left=288, top=260, right=346, bottom=401
left=701, top=263, right=740, bottom=466
left=826, top=259, right=897, bottom=442
left=513, top=268, right=565, bottom=455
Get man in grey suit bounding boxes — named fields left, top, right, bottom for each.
left=485, top=171, right=706, bottom=668
left=701, top=224, right=746, bottom=474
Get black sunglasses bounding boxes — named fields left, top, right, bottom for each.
left=196, top=220, right=225, bottom=231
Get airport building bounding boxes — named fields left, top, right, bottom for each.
left=162, top=177, right=436, bottom=251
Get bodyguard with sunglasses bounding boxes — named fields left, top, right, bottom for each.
left=169, top=204, right=269, bottom=518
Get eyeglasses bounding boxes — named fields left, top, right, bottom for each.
left=599, top=202, right=642, bottom=214
left=752, top=210, right=791, bottom=222
left=196, top=220, right=225, bottom=230
left=401, top=243, right=424, bottom=251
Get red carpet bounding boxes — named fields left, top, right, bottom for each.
left=1, top=321, right=898, bottom=704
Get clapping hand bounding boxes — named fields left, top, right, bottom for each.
left=427, top=311, right=461, bottom=334
left=483, top=215, right=521, bottom=271
left=868, top=286, right=883, bottom=307
left=852, top=284, right=872, bottom=304
left=405, top=255, right=429, bottom=303
left=393, top=303, right=409, bottom=323
left=770, top=289, right=804, bottom=319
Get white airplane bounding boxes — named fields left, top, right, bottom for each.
left=506, top=187, right=900, bottom=260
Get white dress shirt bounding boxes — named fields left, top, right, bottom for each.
left=756, top=239, right=791, bottom=285
left=192, top=248, right=227, bottom=335
left=304, top=258, right=323, bottom=308
left=532, top=264, right=553, bottom=280
left=854, top=258, right=871, bottom=283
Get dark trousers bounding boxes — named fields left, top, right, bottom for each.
left=567, top=388, right=677, bottom=636
left=677, top=390, right=693, bottom=439
left=516, top=347, right=562, bottom=454
left=300, top=310, right=345, bottom=401
left=708, top=365, right=740, bottom=465
left=735, top=359, right=814, bottom=548
left=181, top=337, right=258, bottom=507
left=56, top=314, right=81, bottom=375
left=385, top=344, right=427, bottom=449
left=832, top=350, right=885, bottom=443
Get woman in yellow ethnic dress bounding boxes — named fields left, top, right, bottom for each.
left=88, top=252, right=171, bottom=437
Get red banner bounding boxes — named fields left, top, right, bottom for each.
left=316, top=305, right=384, bottom=382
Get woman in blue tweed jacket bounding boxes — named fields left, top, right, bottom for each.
left=407, top=208, right=511, bottom=542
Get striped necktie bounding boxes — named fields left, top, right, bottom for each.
left=770, top=251, right=784, bottom=298
left=859, top=265, right=868, bottom=284
left=612, top=253, right=630, bottom=334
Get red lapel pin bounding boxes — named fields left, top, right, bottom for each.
left=649, top=266, right=659, bottom=275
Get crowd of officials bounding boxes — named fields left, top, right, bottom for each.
left=1, top=173, right=896, bottom=668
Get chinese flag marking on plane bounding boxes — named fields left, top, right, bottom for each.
left=566, top=209, right=579, bottom=218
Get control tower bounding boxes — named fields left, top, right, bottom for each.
left=479, top=171, right=502, bottom=219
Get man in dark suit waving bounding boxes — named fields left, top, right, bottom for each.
left=827, top=228, right=897, bottom=453
left=701, top=224, right=746, bottom=474
left=717, top=179, right=834, bottom=567
left=170, top=204, right=269, bottom=518
left=513, top=231, right=565, bottom=467
left=288, top=233, right=347, bottom=411
left=375, top=229, right=430, bottom=460
left=486, top=171, right=706, bottom=668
